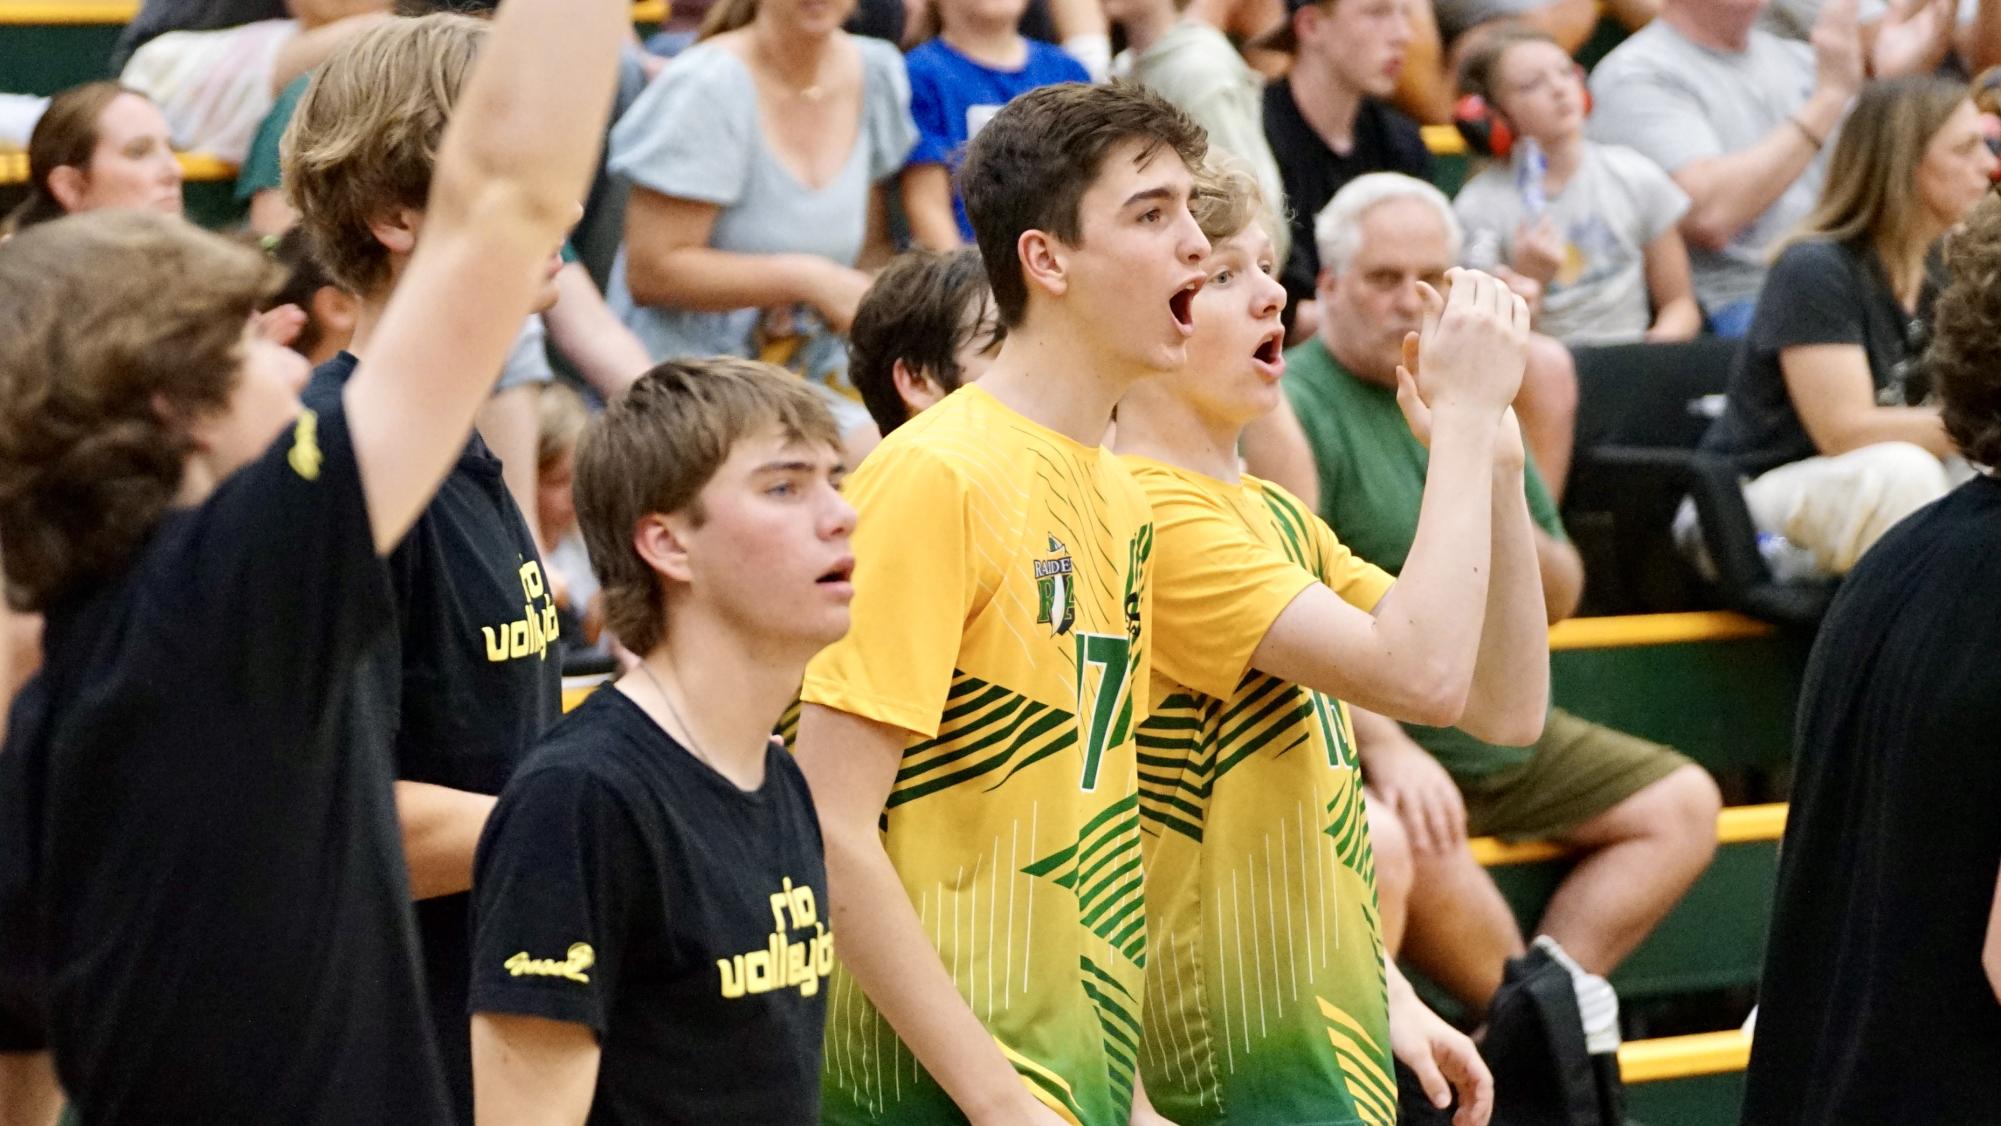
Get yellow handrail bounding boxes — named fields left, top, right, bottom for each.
left=1550, top=610, right=1775, bottom=651
left=1619, top=1028, right=1752, bottom=1084
left=0, top=150, right=235, bottom=186
left=1470, top=803, right=1786, bottom=867
left=1421, top=124, right=1468, bottom=157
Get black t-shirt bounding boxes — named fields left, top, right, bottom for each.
left=470, top=688, right=831, bottom=1125
left=305, top=352, right=561, bottom=1124
left=1742, top=474, right=2001, bottom=1124
left=0, top=401, right=452, bottom=1124
left=1702, top=238, right=1931, bottom=476
left=1264, top=80, right=1433, bottom=311
left=112, top=0, right=290, bottom=70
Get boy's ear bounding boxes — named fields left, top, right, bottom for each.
left=632, top=512, right=694, bottom=586
left=891, top=358, right=947, bottom=415
left=1017, top=227, right=1070, bottom=304
left=45, top=165, right=89, bottom=213
left=365, top=206, right=425, bottom=258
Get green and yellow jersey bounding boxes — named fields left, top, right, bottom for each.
left=1122, top=459, right=1397, bottom=1126
left=802, top=386, right=1156, bottom=1126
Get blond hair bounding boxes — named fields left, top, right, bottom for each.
left=1191, top=156, right=1268, bottom=244
left=282, top=14, right=488, bottom=296
left=536, top=381, right=590, bottom=473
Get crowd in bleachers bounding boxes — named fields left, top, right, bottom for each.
left=3, top=0, right=2001, bottom=1120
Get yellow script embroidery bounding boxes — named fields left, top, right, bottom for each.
left=504, top=942, right=595, bottom=984
left=287, top=409, right=322, bottom=482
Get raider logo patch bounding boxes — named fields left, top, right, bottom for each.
left=1034, top=535, right=1076, bottom=636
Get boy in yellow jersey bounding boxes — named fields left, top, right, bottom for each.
left=1111, top=162, right=1551, bottom=1126
left=793, top=81, right=1210, bottom=1126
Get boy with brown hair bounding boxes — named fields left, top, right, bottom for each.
left=847, top=247, right=1001, bottom=436
left=794, top=80, right=1208, bottom=1126
left=468, top=358, right=856, bottom=1123
left=280, top=13, right=577, bottom=1121
left=0, top=0, right=626, bottom=1115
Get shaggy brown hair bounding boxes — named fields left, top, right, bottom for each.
left=574, top=358, right=841, bottom=655
left=959, top=80, right=1207, bottom=327
left=0, top=211, right=282, bottom=610
left=1928, top=193, right=2001, bottom=466
left=282, top=14, right=487, bottom=297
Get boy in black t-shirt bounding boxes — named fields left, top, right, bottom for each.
left=0, top=0, right=627, bottom=1117
left=469, top=358, right=855, bottom=1125
left=282, top=15, right=565, bottom=1119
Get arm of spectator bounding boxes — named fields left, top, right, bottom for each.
left=1961, top=0, right=2001, bottom=71
left=1642, top=228, right=1703, bottom=341
left=1239, top=395, right=1321, bottom=512
left=1870, top=0, right=1959, bottom=75
left=397, top=781, right=501, bottom=901
left=470, top=1013, right=600, bottom=1126
left=1533, top=523, right=1585, bottom=624
left=1394, top=0, right=1456, bottom=124
left=1984, top=855, right=2001, bottom=1004
left=1047, top=0, right=1111, bottom=79
left=248, top=190, right=299, bottom=238
left=793, top=705, right=1069, bottom=1126
left=344, top=0, right=624, bottom=555
left=544, top=263, right=651, bottom=400
left=478, top=382, right=544, bottom=549
left=1457, top=437, right=1552, bottom=746
left=1651, top=0, right=1862, bottom=251
left=1353, top=704, right=1467, bottom=854
left=1781, top=344, right=1953, bottom=457
left=859, top=183, right=898, bottom=273
left=901, top=166, right=965, bottom=252
left=1784, top=346, right=1952, bottom=456
left=621, top=187, right=873, bottom=334
left=285, top=0, right=390, bottom=27
left=0, top=1053, right=61, bottom=1126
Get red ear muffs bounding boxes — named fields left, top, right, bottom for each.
left=1454, top=94, right=1513, bottom=159
left=1453, top=63, right=1591, bottom=160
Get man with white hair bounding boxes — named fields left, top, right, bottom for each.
left=1282, top=171, right=1725, bottom=1013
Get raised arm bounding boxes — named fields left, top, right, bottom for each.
left=1782, top=345, right=1953, bottom=457
left=792, top=705, right=1068, bottom=1126
left=0, top=1053, right=60, bottom=1126
left=1251, top=271, right=1528, bottom=728
left=344, top=0, right=625, bottom=554
left=1458, top=435, right=1552, bottom=746
left=622, top=188, right=873, bottom=332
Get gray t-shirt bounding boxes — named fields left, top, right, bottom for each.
left=1114, top=20, right=1290, bottom=262
left=1453, top=142, right=1690, bottom=345
left=605, top=36, right=917, bottom=395
left=1587, top=20, right=1828, bottom=312
left=112, top=0, right=286, bottom=68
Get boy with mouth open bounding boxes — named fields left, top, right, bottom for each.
left=792, top=80, right=1208, bottom=1126
left=1110, top=160, right=1548, bottom=1126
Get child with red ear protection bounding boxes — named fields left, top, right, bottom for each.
left=1450, top=24, right=1704, bottom=344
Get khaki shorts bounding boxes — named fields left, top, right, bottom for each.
left=1460, top=708, right=1692, bottom=841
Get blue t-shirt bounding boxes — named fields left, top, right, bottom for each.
left=905, top=37, right=1090, bottom=240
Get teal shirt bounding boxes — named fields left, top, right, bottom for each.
left=236, top=75, right=310, bottom=204
left=1283, top=337, right=1565, bottom=777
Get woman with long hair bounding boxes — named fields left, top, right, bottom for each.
left=1695, top=75, right=1997, bottom=576
left=4, top=82, right=181, bottom=234
left=605, top=0, right=917, bottom=455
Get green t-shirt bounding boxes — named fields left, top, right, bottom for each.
left=1284, top=337, right=1565, bottom=778
left=236, top=75, right=310, bottom=204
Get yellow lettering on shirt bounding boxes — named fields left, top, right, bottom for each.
left=717, top=877, right=835, bottom=1000
left=482, top=560, right=562, bottom=663
left=287, top=410, right=322, bottom=482
left=504, top=942, right=595, bottom=984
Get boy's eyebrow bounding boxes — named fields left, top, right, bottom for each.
left=755, top=458, right=841, bottom=475
left=1122, top=186, right=1182, bottom=208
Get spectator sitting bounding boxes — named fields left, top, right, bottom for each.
left=1689, top=76, right=1994, bottom=577
left=607, top=0, right=915, bottom=459
left=848, top=248, right=1003, bottom=435
left=4, top=83, right=181, bottom=234
left=264, top=226, right=358, bottom=367
left=1453, top=26, right=1703, bottom=345
left=1286, top=172, right=1722, bottom=1011
left=113, top=0, right=390, bottom=163
left=1589, top=0, right=1865, bottom=337
left=1108, top=0, right=1295, bottom=261
left=900, top=0, right=1091, bottom=250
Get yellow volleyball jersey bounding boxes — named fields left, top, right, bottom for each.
left=1122, top=458, right=1398, bottom=1126
left=803, top=386, right=1156, bottom=1126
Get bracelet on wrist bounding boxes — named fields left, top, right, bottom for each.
left=1788, top=114, right=1826, bottom=151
